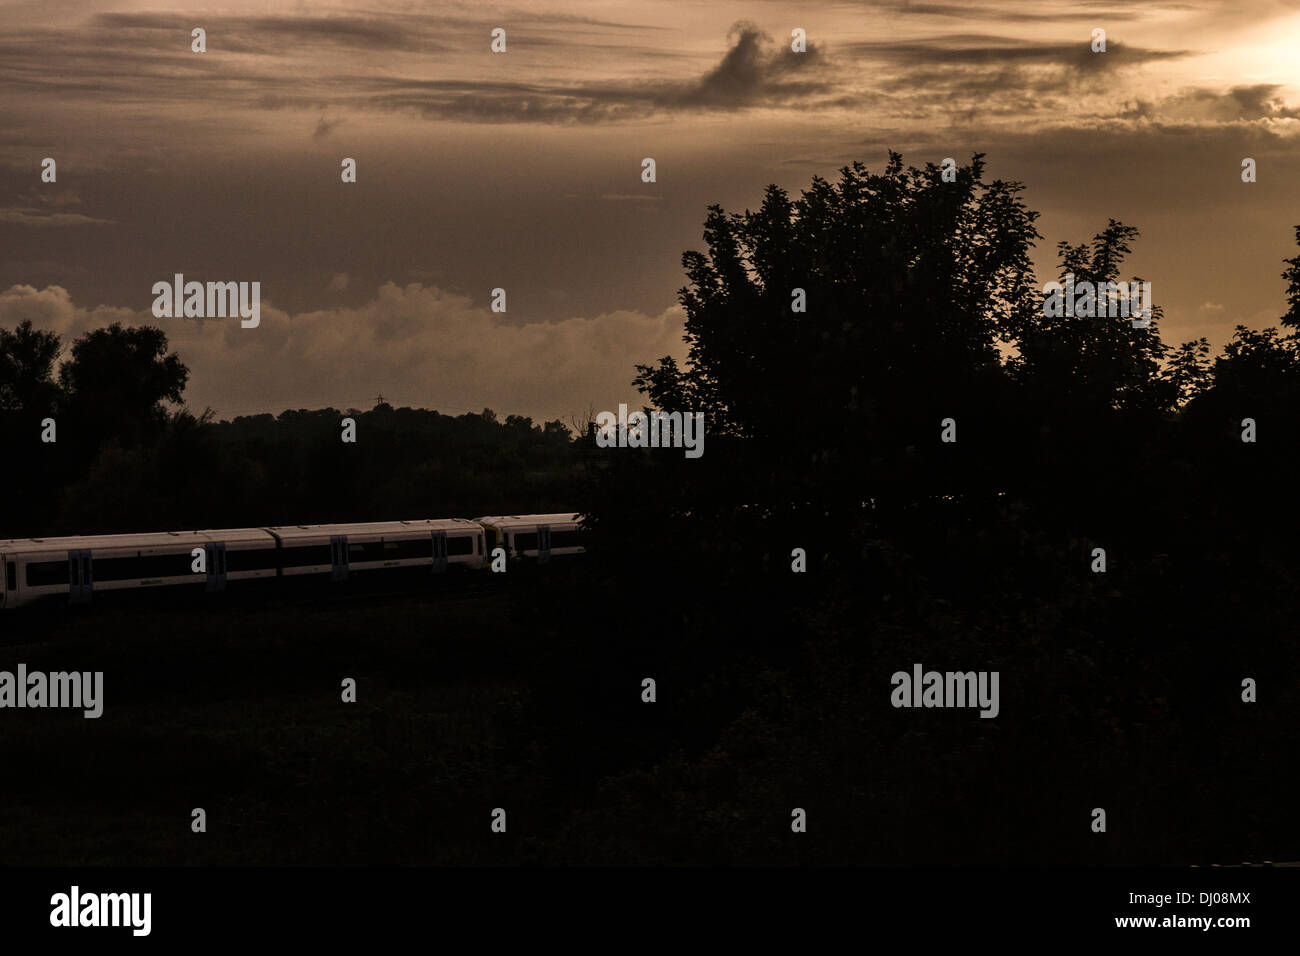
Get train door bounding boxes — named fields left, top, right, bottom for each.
left=68, top=549, right=93, bottom=604
left=3, top=557, right=19, bottom=608
left=0, top=553, right=7, bottom=607
left=431, top=530, right=447, bottom=573
left=205, top=542, right=227, bottom=592
left=536, top=525, right=551, bottom=565
left=330, top=535, right=349, bottom=582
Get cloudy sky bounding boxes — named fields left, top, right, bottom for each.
left=3, top=0, right=1300, bottom=421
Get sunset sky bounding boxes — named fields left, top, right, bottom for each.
left=3, top=0, right=1300, bottom=421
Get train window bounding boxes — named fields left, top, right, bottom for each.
left=280, top=544, right=333, bottom=567
left=385, top=538, right=432, bottom=560
left=348, top=541, right=388, bottom=562
left=6, top=561, right=15, bottom=591
left=448, top=535, right=474, bottom=556
left=136, top=552, right=194, bottom=579
left=514, top=532, right=538, bottom=551
left=26, top=560, right=70, bottom=587
left=93, top=555, right=144, bottom=581
left=225, top=547, right=280, bottom=572
left=549, top=530, right=585, bottom=549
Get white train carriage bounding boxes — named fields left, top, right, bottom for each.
left=0, top=513, right=575, bottom=608
left=0, top=528, right=279, bottom=609
left=264, top=519, right=486, bottom=580
left=476, top=513, right=586, bottom=563
left=196, top=527, right=285, bottom=584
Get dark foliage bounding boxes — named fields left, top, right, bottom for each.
left=0, top=340, right=579, bottom=535
left=559, top=153, right=1300, bottom=863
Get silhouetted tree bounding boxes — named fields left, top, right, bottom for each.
left=0, top=319, right=62, bottom=417
left=58, top=323, right=188, bottom=452
left=1164, top=337, right=1213, bottom=406
left=1010, top=220, right=1174, bottom=416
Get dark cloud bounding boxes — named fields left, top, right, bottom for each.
left=93, top=13, right=440, bottom=53
left=0, top=17, right=830, bottom=125
left=312, top=114, right=344, bottom=140
left=1120, top=84, right=1300, bottom=124
left=1226, top=84, right=1300, bottom=120
left=841, top=34, right=1194, bottom=117
left=827, top=0, right=1146, bottom=21
left=0, top=186, right=111, bottom=227
left=0, top=208, right=113, bottom=227
left=359, top=78, right=649, bottom=123
left=842, top=34, right=1189, bottom=69
left=673, top=23, right=827, bottom=108
left=356, top=23, right=833, bottom=123
left=91, top=9, right=665, bottom=53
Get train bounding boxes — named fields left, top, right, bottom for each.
left=0, top=513, right=584, bottom=609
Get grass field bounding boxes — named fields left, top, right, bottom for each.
left=3, top=559, right=1296, bottom=867
left=0, top=577, right=565, bottom=865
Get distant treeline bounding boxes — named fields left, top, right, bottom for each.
left=0, top=320, right=584, bottom=536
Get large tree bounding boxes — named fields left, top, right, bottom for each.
left=638, top=153, right=1041, bottom=441
left=618, top=153, right=1042, bottom=539
left=0, top=319, right=62, bottom=418
left=1009, top=219, right=1175, bottom=416
left=57, top=323, right=188, bottom=450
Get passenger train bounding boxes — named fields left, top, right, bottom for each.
left=0, top=513, right=584, bottom=609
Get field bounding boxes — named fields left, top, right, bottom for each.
left=0, top=576, right=561, bottom=865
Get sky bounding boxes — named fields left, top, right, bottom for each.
left=3, top=0, right=1300, bottom=422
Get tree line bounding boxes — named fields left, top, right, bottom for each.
left=0, top=322, right=580, bottom=537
